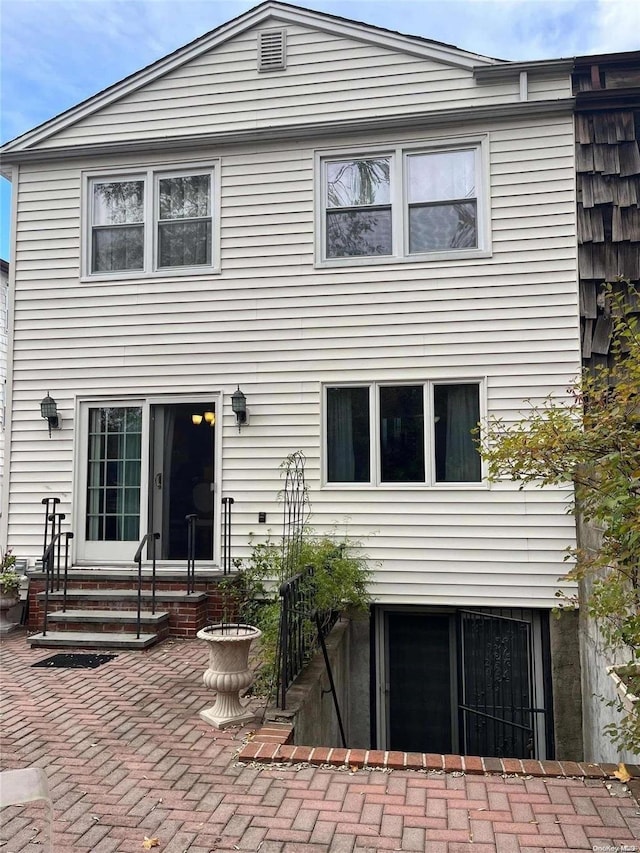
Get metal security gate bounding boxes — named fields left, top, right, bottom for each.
left=459, top=610, right=544, bottom=758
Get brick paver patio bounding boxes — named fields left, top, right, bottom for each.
left=1, top=630, right=638, bottom=852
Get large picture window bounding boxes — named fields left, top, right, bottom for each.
left=87, top=164, right=217, bottom=276
left=318, top=140, right=486, bottom=264
left=325, top=382, right=483, bottom=485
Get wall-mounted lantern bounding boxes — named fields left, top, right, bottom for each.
left=231, top=386, right=248, bottom=431
left=40, top=393, right=60, bottom=437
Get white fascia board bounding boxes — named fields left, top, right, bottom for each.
left=1, top=1, right=500, bottom=155
left=474, top=58, right=574, bottom=82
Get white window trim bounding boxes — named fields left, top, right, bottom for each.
left=315, top=136, right=491, bottom=268
left=81, top=160, right=221, bottom=281
left=322, top=378, right=488, bottom=489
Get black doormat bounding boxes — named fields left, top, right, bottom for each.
left=31, top=653, right=117, bottom=669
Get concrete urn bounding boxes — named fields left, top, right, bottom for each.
left=0, top=591, right=19, bottom=633
left=196, top=624, right=262, bottom=728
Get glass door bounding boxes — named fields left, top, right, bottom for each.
left=150, top=402, right=216, bottom=560
left=79, top=403, right=146, bottom=562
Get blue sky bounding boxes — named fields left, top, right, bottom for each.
left=1, top=0, right=639, bottom=262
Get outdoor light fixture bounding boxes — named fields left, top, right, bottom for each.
left=231, top=386, right=248, bottom=431
left=40, top=393, right=60, bottom=437
left=191, top=414, right=203, bottom=425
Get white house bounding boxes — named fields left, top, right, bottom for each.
left=0, top=2, right=582, bottom=759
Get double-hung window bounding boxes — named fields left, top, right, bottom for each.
left=87, top=163, right=218, bottom=277
left=318, top=139, right=487, bottom=264
left=325, top=382, right=483, bottom=486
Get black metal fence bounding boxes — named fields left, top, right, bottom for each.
left=276, top=564, right=338, bottom=710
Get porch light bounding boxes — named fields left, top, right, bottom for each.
left=191, top=414, right=203, bottom=425
left=40, top=393, right=60, bottom=436
left=231, top=386, right=247, bottom=431
left=204, top=411, right=215, bottom=425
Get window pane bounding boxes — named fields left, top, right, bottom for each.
left=327, top=387, right=370, bottom=482
left=93, top=181, right=144, bottom=225
left=407, top=150, right=475, bottom=203
left=380, top=386, right=425, bottom=482
left=92, top=225, right=144, bottom=272
left=434, top=384, right=481, bottom=483
left=86, top=406, right=142, bottom=541
left=159, top=175, right=211, bottom=220
left=327, top=158, right=390, bottom=208
left=327, top=209, right=392, bottom=257
left=158, top=220, right=212, bottom=267
left=409, top=202, right=477, bottom=253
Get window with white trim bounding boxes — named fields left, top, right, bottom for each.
left=325, top=381, right=482, bottom=485
left=87, top=165, right=217, bottom=276
left=318, top=141, right=486, bottom=264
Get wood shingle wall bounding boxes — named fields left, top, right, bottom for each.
left=573, top=53, right=640, bottom=370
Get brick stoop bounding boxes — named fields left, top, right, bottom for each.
left=240, top=721, right=640, bottom=800
left=26, top=569, right=235, bottom=648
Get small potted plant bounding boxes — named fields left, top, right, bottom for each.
left=0, top=551, right=20, bottom=633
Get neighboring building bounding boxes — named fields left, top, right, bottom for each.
left=573, top=50, right=640, bottom=764
left=0, top=258, right=7, bottom=516
left=0, top=2, right=582, bottom=759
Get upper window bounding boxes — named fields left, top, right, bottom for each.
left=86, top=164, right=218, bottom=277
left=325, top=381, right=482, bottom=486
left=318, top=141, right=487, bottom=265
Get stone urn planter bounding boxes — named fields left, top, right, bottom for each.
left=0, top=590, right=19, bottom=633
left=196, top=624, right=262, bottom=729
left=607, top=664, right=640, bottom=715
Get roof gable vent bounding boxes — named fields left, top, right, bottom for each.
left=258, top=29, right=286, bottom=72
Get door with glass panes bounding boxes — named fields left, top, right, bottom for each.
left=78, top=401, right=216, bottom=563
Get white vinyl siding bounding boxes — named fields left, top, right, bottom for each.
left=34, top=23, right=567, bottom=149
left=7, top=109, right=578, bottom=606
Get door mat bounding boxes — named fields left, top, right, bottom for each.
left=31, top=653, right=117, bottom=669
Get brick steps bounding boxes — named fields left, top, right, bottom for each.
left=27, top=572, right=230, bottom=641
left=28, top=630, right=160, bottom=650
left=45, top=608, right=170, bottom=635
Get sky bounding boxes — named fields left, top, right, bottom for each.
left=1, top=0, right=639, bottom=261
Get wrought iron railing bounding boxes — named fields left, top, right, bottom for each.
left=41, top=531, right=73, bottom=637
left=133, top=533, right=160, bottom=640
left=221, top=497, right=234, bottom=575
left=185, top=514, right=197, bottom=594
left=40, top=497, right=61, bottom=564
left=276, top=564, right=339, bottom=711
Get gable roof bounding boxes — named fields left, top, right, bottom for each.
left=1, top=1, right=502, bottom=155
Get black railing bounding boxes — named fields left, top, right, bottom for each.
left=185, top=514, right=197, bottom=594
left=41, top=497, right=61, bottom=564
left=41, top=531, right=73, bottom=637
left=276, top=565, right=339, bottom=711
left=133, top=533, right=160, bottom=640
left=221, top=497, right=234, bottom=575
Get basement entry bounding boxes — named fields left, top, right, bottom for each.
left=31, top=653, right=118, bottom=669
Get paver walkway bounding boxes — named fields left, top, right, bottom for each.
left=1, top=630, right=638, bottom=852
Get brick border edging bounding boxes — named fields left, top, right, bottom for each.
left=239, top=723, right=640, bottom=784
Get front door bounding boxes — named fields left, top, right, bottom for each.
left=150, top=403, right=216, bottom=560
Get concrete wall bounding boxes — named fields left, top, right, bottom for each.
left=549, top=610, right=583, bottom=760
left=267, top=614, right=370, bottom=749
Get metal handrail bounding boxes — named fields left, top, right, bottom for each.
left=185, top=514, right=197, bottom=594
left=41, top=531, right=73, bottom=637
left=221, top=497, right=234, bottom=575
left=41, top=497, right=60, bottom=564
left=133, top=532, right=160, bottom=639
